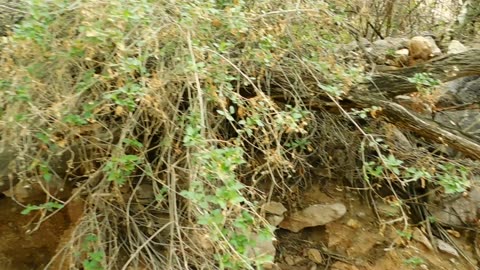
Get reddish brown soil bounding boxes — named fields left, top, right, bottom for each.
left=0, top=195, right=69, bottom=270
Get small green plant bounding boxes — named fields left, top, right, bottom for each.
left=103, top=82, right=145, bottom=112
left=63, top=102, right=98, bottom=126
left=181, top=117, right=274, bottom=268
left=404, top=256, right=425, bottom=266
left=318, top=83, right=343, bottom=97
left=407, top=73, right=440, bottom=94
left=436, top=163, right=470, bottom=194
left=21, top=202, right=64, bottom=215
left=364, top=152, right=470, bottom=195
left=285, top=138, right=311, bottom=151
left=103, top=154, right=142, bottom=185
left=350, top=106, right=381, bottom=119
left=385, top=48, right=396, bottom=57
left=396, top=229, right=412, bottom=240
left=82, top=234, right=105, bottom=270
left=39, top=161, right=53, bottom=182
left=274, top=105, right=311, bottom=134
left=363, top=154, right=403, bottom=182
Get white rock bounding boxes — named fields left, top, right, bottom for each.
left=447, top=40, right=468, bottom=54
left=437, top=239, right=459, bottom=257
left=423, top=36, right=442, bottom=56
left=395, top=48, right=409, bottom=56
left=279, top=203, right=347, bottom=233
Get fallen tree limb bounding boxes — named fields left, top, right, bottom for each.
left=366, top=49, right=480, bottom=98
left=353, top=95, right=480, bottom=160
left=273, top=92, right=480, bottom=160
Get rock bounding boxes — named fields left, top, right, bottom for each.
left=395, top=48, right=409, bottom=56
left=372, top=37, right=409, bottom=51
left=341, top=38, right=372, bottom=52
left=307, top=248, right=323, bottom=264
left=284, top=255, right=296, bottom=266
left=412, top=227, right=433, bottom=250
left=262, top=201, right=287, bottom=227
left=386, top=48, right=409, bottom=67
left=263, top=263, right=281, bottom=270
left=262, top=201, right=287, bottom=215
left=433, top=109, right=480, bottom=140
left=429, top=185, right=480, bottom=226
left=437, top=239, right=459, bottom=257
left=369, top=37, right=409, bottom=65
left=346, top=218, right=361, bottom=229
left=423, top=36, right=442, bottom=56
left=447, top=229, right=461, bottom=238
left=437, top=75, right=480, bottom=106
left=279, top=203, right=346, bottom=233
left=376, top=201, right=401, bottom=219
left=247, top=233, right=276, bottom=261
left=356, top=211, right=367, bottom=218
left=267, top=214, right=285, bottom=227
left=408, top=36, right=441, bottom=65
left=384, top=123, right=413, bottom=151
left=447, top=40, right=468, bottom=54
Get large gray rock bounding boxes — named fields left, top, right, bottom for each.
left=429, top=185, right=480, bottom=227
left=368, top=37, right=409, bottom=65
left=433, top=109, right=480, bottom=140
left=438, top=76, right=480, bottom=105
left=434, top=75, right=480, bottom=141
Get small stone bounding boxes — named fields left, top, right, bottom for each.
left=412, top=227, right=433, bottom=250
left=346, top=219, right=360, bottom=229
left=447, top=40, right=467, bottom=54
left=284, top=255, right=295, bottom=266
left=307, top=248, right=323, bottom=264
left=376, top=201, right=401, bottom=218
left=262, top=262, right=278, bottom=270
left=437, top=239, right=459, bottom=257
left=447, top=230, right=461, bottom=238
left=262, top=201, right=287, bottom=216
left=279, top=203, right=347, bottom=233
left=247, top=233, right=276, bottom=259
left=395, top=48, right=409, bottom=56
left=308, top=262, right=318, bottom=270
left=267, top=214, right=284, bottom=227
left=356, top=211, right=367, bottom=218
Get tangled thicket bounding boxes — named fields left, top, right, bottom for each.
left=0, top=1, right=363, bottom=269
left=1, top=0, right=478, bottom=269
